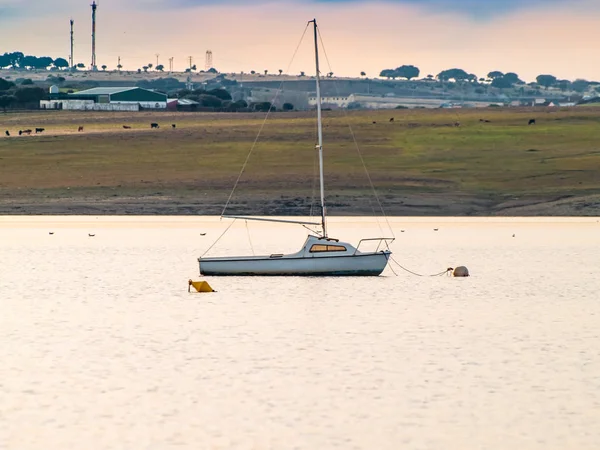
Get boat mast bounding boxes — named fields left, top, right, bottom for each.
left=311, top=19, right=327, bottom=238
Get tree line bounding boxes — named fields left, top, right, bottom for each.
left=0, top=77, right=48, bottom=111
left=378, top=65, right=600, bottom=93
left=0, top=52, right=70, bottom=70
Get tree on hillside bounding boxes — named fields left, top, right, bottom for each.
left=379, top=69, right=396, bottom=79
left=0, top=78, right=15, bottom=91
left=101, top=65, right=107, bottom=71
left=557, top=79, right=571, bottom=92
left=191, top=64, right=197, bottom=71
left=299, top=71, right=305, bottom=77
left=0, top=95, right=16, bottom=112
left=0, top=53, right=11, bottom=68
left=437, top=68, right=469, bottom=82
left=207, top=88, right=232, bottom=100
left=76, top=63, right=85, bottom=69
left=282, top=102, right=294, bottom=111
left=21, top=79, right=33, bottom=85
left=53, top=58, right=69, bottom=70
left=572, top=79, right=590, bottom=93
left=536, top=74, right=557, bottom=89
left=117, top=63, right=123, bottom=72
left=360, top=71, right=366, bottom=77
left=279, top=69, right=283, bottom=75
left=264, top=70, right=268, bottom=75
left=143, top=66, right=149, bottom=72
left=148, top=63, right=153, bottom=70
left=14, top=86, right=46, bottom=103
left=503, top=72, right=522, bottom=85
left=250, top=70, right=256, bottom=75
left=395, top=65, right=420, bottom=80
left=487, top=71, right=504, bottom=79
left=198, top=94, right=222, bottom=108
left=426, top=74, right=434, bottom=80
left=491, top=76, right=514, bottom=89
left=156, top=64, right=164, bottom=71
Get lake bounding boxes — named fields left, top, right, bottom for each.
left=1, top=216, right=599, bottom=450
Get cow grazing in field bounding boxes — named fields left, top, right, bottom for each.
left=528, top=119, right=536, bottom=125
left=389, top=118, right=394, bottom=122
left=123, top=125, right=132, bottom=129
left=4, top=130, right=9, bottom=137
left=454, top=121, right=460, bottom=127
left=172, top=124, right=176, bottom=129
left=479, top=119, right=491, bottom=123
left=22, top=129, right=32, bottom=135
left=150, top=123, right=159, bottom=129
left=372, top=121, right=377, bottom=124
left=78, top=126, right=84, bottom=132
left=35, top=128, right=45, bottom=133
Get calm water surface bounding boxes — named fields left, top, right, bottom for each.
left=1, top=216, right=599, bottom=450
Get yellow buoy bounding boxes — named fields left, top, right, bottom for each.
left=188, top=279, right=215, bottom=293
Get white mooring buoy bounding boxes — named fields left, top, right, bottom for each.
left=452, top=266, right=470, bottom=277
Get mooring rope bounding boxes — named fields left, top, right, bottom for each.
left=390, top=255, right=451, bottom=277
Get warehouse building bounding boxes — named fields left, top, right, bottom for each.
left=41, top=86, right=167, bottom=111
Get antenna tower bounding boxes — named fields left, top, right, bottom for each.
left=69, top=19, right=74, bottom=69
left=168, top=57, right=174, bottom=73
left=155, top=53, right=160, bottom=67
left=91, top=1, right=98, bottom=71
left=188, top=56, right=193, bottom=70
left=205, top=50, right=213, bottom=71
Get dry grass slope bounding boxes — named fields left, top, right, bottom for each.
left=1, top=107, right=600, bottom=215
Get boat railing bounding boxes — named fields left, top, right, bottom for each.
left=354, top=237, right=395, bottom=254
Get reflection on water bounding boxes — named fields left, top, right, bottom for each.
left=1, top=216, right=599, bottom=450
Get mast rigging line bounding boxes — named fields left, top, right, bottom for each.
left=220, top=23, right=311, bottom=218
left=316, top=28, right=395, bottom=240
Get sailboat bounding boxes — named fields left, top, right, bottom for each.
left=198, top=19, right=393, bottom=276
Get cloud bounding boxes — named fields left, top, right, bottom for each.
left=160, top=0, right=566, bottom=19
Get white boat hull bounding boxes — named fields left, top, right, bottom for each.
left=199, top=251, right=390, bottom=276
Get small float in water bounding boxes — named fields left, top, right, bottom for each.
left=188, top=279, right=215, bottom=293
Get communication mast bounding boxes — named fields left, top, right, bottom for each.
left=69, top=19, right=74, bottom=69
left=91, top=1, right=98, bottom=71
left=205, top=50, right=213, bottom=71
left=168, top=57, right=174, bottom=73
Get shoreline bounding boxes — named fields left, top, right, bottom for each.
left=1, top=192, right=599, bottom=216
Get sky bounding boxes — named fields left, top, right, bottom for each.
left=0, top=0, right=599, bottom=82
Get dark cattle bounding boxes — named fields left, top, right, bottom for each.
left=35, top=128, right=45, bottom=133
left=389, top=118, right=394, bottom=122
left=372, top=121, right=377, bottom=124
left=19, top=130, right=22, bottom=136
left=22, top=129, right=32, bottom=135
left=171, top=124, right=176, bottom=129
left=454, top=121, right=460, bottom=127
left=150, top=123, right=159, bottom=129
left=123, top=125, right=132, bottom=129
left=78, top=126, right=84, bottom=132
left=528, top=119, right=536, bottom=125
left=480, top=119, right=491, bottom=123
left=4, top=130, right=9, bottom=137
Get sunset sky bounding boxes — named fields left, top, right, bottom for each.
left=0, top=0, right=598, bottom=82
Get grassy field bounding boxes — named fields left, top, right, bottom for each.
left=1, top=107, right=600, bottom=215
